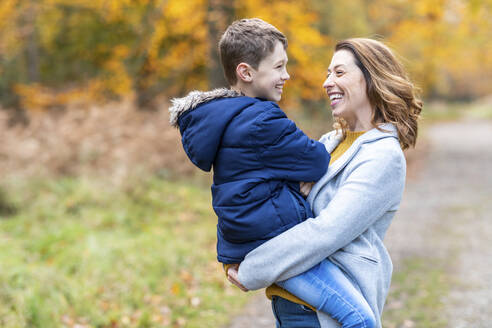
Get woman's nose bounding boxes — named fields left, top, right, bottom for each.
left=323, top=76, right=334, bottom=89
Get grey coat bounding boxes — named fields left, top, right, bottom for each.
left=237, top=123, right=406, bottom=327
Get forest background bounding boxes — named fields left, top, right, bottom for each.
left=0, top=0, right=491, bottom=327
left=1, top=0, right=491, bottom=111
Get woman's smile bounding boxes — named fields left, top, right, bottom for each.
left=328, top=92, right=344, bottom=107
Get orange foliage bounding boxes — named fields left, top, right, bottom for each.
left=14, top=84, right=92, bottom=111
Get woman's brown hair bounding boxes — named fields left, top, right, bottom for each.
left=334, top=38, right=422, bottom=149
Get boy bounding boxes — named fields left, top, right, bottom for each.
left=169, top=18, right=375, bottom=328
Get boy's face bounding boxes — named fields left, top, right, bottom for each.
left=249, top=41, right=290, bottom=102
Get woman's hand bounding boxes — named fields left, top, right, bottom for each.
left=300, top=182, right=315, bottom=198
left=226, top=264, right=249, bottom=292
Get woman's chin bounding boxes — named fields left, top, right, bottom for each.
left=331, top=110, right=342, bottom=119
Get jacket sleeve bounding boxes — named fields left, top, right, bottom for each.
left=237, top=145, right=406, bottom=290
left=252, top=104, right=330, bottom=182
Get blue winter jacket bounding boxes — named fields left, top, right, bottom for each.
left=169, top=88, right=330, bottom=263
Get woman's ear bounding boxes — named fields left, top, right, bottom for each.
left=236, top=63, right=253, bottom=82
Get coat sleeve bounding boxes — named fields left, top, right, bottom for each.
left=237, top=145, right=406, bottom=290
left=252, top=104, right=330, bottom=182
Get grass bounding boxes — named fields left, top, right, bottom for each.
left=0, top=176, right=250, bottom=328
left=383, top=257, right=451, bottom=328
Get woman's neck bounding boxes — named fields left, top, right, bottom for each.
left=346, top=105, right=375, bottom=132
left=347, top=119, right=373, bottom=132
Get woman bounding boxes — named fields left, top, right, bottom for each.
left=227, top=38, right=422, bottom=327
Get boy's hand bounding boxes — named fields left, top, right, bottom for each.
left=300, top=182, right=315, bottom=197
left=226, top=264, right=249, bottom=292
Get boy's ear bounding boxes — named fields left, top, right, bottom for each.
left=236, top=63, right=254, bottom=83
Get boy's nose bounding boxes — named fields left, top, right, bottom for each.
left=282, top=71, right=290, bottom=81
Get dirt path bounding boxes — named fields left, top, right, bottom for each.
left=386, top=119, right=492, bottom=327
left=225, top=119, right=492, bottom=328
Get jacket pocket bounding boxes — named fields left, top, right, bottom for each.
left=358, top=254, right=379, bottom=265
left=272, top=182, right=305, bottom=227
left=332, top=249, right=380, bottom=267
left=287, top=191, right=302, bottom=223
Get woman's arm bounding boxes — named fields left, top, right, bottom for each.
left=237, top=146, right=405, bottom=290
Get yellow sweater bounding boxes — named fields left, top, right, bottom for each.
left=265, top=130, right=366, bottom=310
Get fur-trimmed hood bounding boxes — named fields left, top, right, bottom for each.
left=168, top=88, right=240, bottom=127
left=169, top=88, right=258, bottom=172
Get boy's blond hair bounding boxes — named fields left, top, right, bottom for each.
left=219, top=18, right=287, bottom=85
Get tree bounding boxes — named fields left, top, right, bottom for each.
left=206, top=0, right=234, bottom=89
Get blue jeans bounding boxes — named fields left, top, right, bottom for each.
left=276, top=259, right=376, bottom=328
left=272, top=295, right=321, bottom=328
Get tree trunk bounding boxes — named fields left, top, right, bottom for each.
left=25, top=1, right=40, bottom=83
left=135, top=1, right=166, bottom=110
left=207, top=0, right=234, bottom=89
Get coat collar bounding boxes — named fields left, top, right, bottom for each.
left=307, top=123, right=398, bottom=204
left=168, top=88, right=240, bottom=127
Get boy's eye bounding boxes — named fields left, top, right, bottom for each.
left=336, top=71, right=344, bottom=75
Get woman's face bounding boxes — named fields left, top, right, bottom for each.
left=323, top=49, right=373, bottom=130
